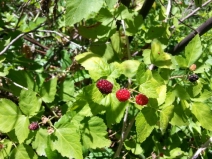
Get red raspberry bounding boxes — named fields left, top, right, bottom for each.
left=116, top=89, right=130, bottom=102
left=28, top=122, right=39, bottom=130
left=96, top=79, right=113, bottom=94
left=135, top=94, right=148, bottom=105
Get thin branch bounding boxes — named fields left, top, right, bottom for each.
left=114, top=106, right=129, bottom=158
left=170, top=0, right=212, bottom=29
left=0, top=33, right=26, bottom=55
left=191, top=137, right=212, bottom=159
left=114, top=19, right=132, bottom=158
left=37, top=30, right=84, bottom=48
left=169, top=75, right=186, bottom=79
left=123, top=113, right=137, bottom=140
left=165, top=0, right=172, bottom=22
left=171, top=17, right=212, bottom=54
left=121, top=20, right=131, bottom=59
left=15, top=0, right=32, bottom=30
left=38, top=30, right=69, bottom=41
left=23, top=35, right=49, bottom=50
left=0, top=23, right=45, bottom=55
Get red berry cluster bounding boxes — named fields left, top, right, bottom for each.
left=96, top=79, right=113, bottom=94
left=28, top=122, right=39, bottom=130
left=116, top=89, right=130, bottom=102
left=96, top=80, right=149, bottom=105
left=135, top=94, right=148, bottom=105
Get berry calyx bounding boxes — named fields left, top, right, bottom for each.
left=96, top=79, right=113, bottom=94
left=28, top=122, right=39, bottom=130
left=116, top=88, right=130, bottom=102
left=135, top=94, right=148, bottom=105
left=188, top=74, right=199, bottom=82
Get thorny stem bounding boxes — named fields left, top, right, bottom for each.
left=170, top=0, right=212, bottom=29
left=191, top=137, right=212, bottom=159
left=114, top=20, right=133, bottom=158
left=169, top=75, right=187, bottom=79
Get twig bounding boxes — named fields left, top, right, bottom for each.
left=15, top=0, right=31, bottom=30
left=38, top=30, right=69, bottom=41
left=191, top=137, right=212, bottom=159
left=165, top=0, right=172, bottom=22
left=37, top=30, right=84, bottom=48
left=121, top=20, right=131, bottom=59
left=123, top=113, right=137, bottom=140
left=0, top=23, right=45, bottom=55
left=169, top=75, right=187, bottom=79
left=170, top=0, right=212, bottom=29
left=2, top=77, right=28, bottom=90
left=0, top=33, right=25, bottom=55
left=23, top=35, right=49, bottom=50
left=114, top=106, right=129, bottom=158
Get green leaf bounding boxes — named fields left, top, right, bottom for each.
left=0, top=99, right=20, bottom=133
left=173, top=85, right=190, bottom=100
left=90, top=42, right=116, bottom=61
left=187, top=81, right=203, bottom=97
left=81, top=117, right=111, bottom=149
left=185, top=34, right=202, bottom=67
left=194, top=0, right=202, bottom=7
left=142, top=49, right=151, bottom=65
left=137, top=69, right=152, bottom=84
left=139, top=79, right=160, bottom=98
left=105, top=0, right=117, bottom=8
left=111, top=31, right=122, bottom=56
left=32, top=128, right=49, bottom=156
left=78, top=23, right=116, bottom=40
left=162, top=91, right=175, bottom=107
left=150, top=39, right=172, bottom=68
left=15, top=115, right=30, bottom=143
left=105, top=93, right=128, bottom=126
left=124, top=139, right=143, bottom=155
left=192, top=102, right=212, bottom=131
left=7, top=70, right=37, bottom=96
left=75, top=52, right=110, bottom=80
left=72, top=84, right=105, bottom=116
left=60, top=50, right=72, bottom=69
left=96, top=8, right=114, bottom=25
left=136, top=107, right=158, bottom=143
left=170, top=102, right=188, bottom=126
left=146, top=26, right=166, bottom=39
left=191, top=90, right=212, bottom=102
left=136, top=62, right=146, bottom=84
left=115, top=4, right=133, bottom=20
left=156, top=85, right=167, bottom=106
left=125, top=14, right=143, bottom=36
left=174, top=55, right=187, bottom=68
left=10, top=144, right=38, bottom=159
left=160, top=105, right=174, bottom=134
left=66, top=0, right=104, bottom=26
left=40, top=77, right=57, bottom=103
left=121, top=60, right=140, bottom=78
left=19, top=89, right=41, bottom=116
left=58, top=78, right=75, bottom=101
left=23, top=17, right=46, bottom=32
left=0, top=139, right=13, bottom=159
left=50, top=116, right=83, bottom=159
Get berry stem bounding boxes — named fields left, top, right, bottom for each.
left=169, top=75, right=187, bottom=79
left=114, top=19, right=132, bottom=158
left=114, top=106, right=129, bottom=158
left=52, top=110, right=60, bottom=118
